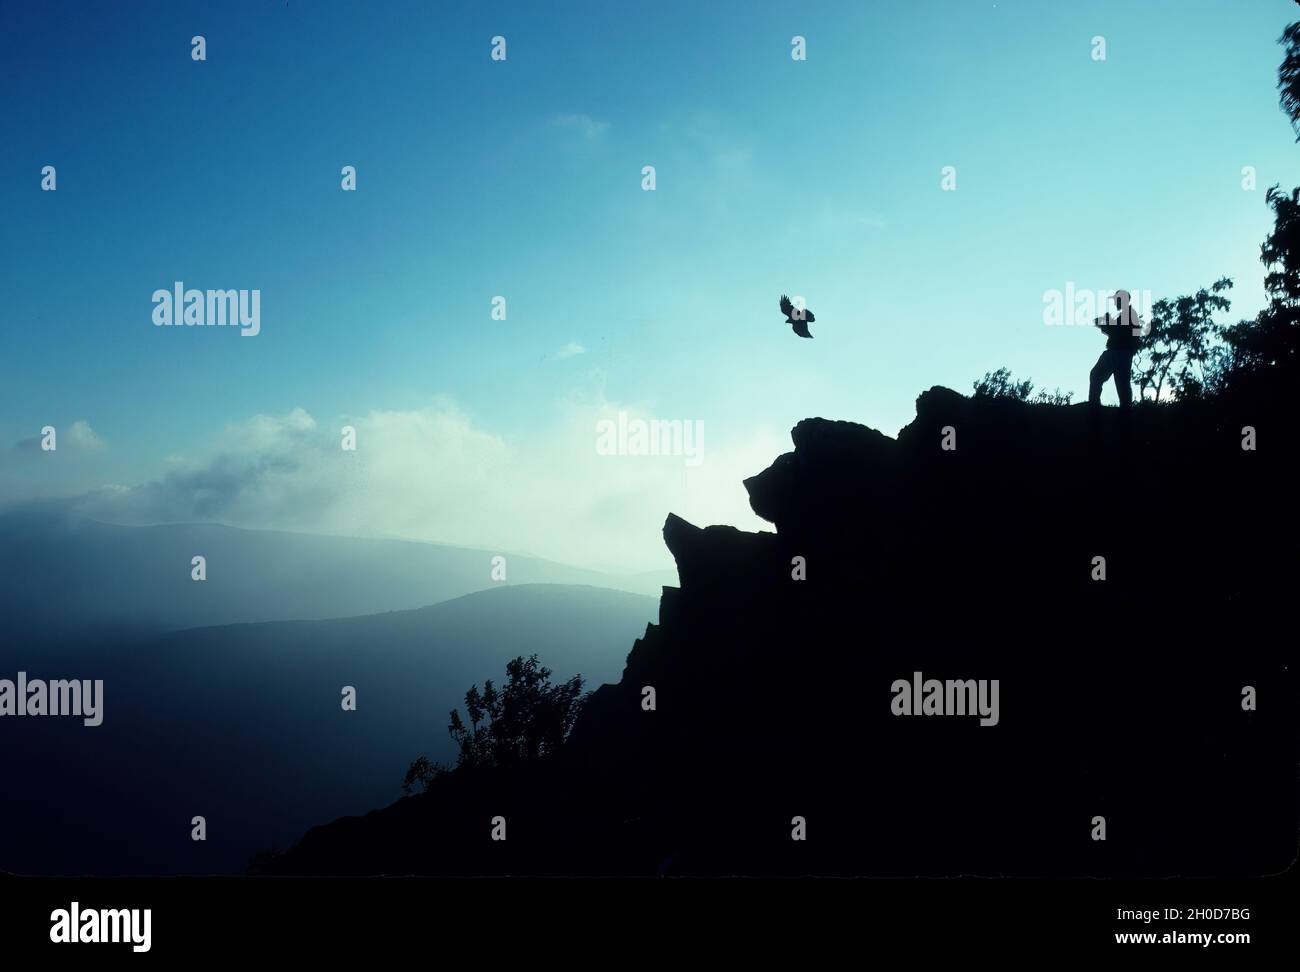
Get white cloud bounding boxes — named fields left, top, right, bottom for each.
left=51, top=399, right=782, bottom=574
left=66, top=420, right=106, bottom=452
left=552, top=341, right=587, bottom=360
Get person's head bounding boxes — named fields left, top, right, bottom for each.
left=1112, top=289, right=1131, bottom=310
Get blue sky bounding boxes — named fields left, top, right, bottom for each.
left=1, top=0, right=1296, bottom=570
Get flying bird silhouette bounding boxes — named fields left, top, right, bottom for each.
left=779, top=294, right=815, bottom=338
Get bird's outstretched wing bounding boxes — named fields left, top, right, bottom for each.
left=779, top=294, right=795, bottom=318
left=791, top=318, right=813, bottom=338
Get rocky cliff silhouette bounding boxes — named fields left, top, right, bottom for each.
left=256, top=387, right=1298, bottom=877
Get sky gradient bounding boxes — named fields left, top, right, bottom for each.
left=2, top=0, right=1296, bottom=570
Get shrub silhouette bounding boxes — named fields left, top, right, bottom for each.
left=404, top=655, right=587, bottom=794
left=401, top=755, right=450, bottom=796
left=973, top=367, right=1033, bottom=401
left=973, top=368, right=1072, bottom=405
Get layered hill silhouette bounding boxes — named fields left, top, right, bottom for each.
left=0, top=584, right=655, bottom=875
left=260, top=386, right=1298, bottom=877
left=0, top=512, right=671, bottom=641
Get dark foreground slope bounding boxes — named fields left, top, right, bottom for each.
left=262, top=389, right=1299, bottom=877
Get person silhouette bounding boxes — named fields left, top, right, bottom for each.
left=1089, top=290, right=1142, bottom=409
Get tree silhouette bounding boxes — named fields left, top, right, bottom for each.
left=1278, top=22, right=1300, bottom=141
left=1217, top=186, right=1300, bottom=388
left=404, top=655, right=588, bottom=794
left=449, top=655, right=586, bottom=769
left=1132, top=278, right=1233, bottom=401
left=1222, top=22, right=1300, bottom=385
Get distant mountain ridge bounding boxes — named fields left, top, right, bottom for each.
left=0, top=583, right=657, bottom=875
left=0, top=512, right=673, bottom=641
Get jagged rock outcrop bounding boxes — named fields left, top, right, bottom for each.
left=258, top=389, right=1298, bottom=877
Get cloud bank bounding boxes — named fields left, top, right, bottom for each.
left=13, top=400, right=781, bottom=573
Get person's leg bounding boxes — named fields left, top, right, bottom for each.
left=1113, top=352, right=1133, bottom=408
left=1089, top=351, right=1114, bottom=405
